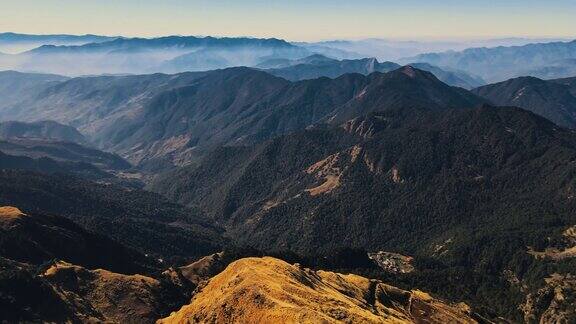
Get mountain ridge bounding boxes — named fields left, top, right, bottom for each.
left=0, top=66, right=485, bottom=169
left=0, top=35, right=311, bottom=75
left=159, top=257, right=479, bottom=324
left=405, top=39, right=576, bottom=82
left=262, top=55, right=484, bottom=89
left=472, top=76, right=576, bottom=128
left=0, top=120, right=87, bottom=144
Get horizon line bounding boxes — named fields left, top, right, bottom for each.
left=1, top=31, right=575, bottom=44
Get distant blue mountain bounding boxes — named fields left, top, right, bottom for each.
left=0, top=32, right=117, bottom=43
left=25, top=36, right=299, bottom=54
left=404, top=40, right=576, bottom=82
left=0, top=35, right=311, bottom=75
left=0, top=32, right=118, bottom=54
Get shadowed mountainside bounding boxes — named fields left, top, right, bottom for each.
left=0, top=170, right=225, bottom=262
left=0, top=206, right=154, bottom=274
left=0, top=148, right=114, bottom=180
left=0, top=120, right=87, bottom=144
left=552, top=76, right=576, bottom=95
left=0, top=70, right=68, bottom=107
left=472, top=76, right=576, bottom=128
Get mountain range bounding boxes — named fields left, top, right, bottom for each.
left=1, top=33, right=576, bottom=323
left=2, top=33, right=572, bottom=83
left=0, top=32, right=117, bottom=54
left=406, top=40, right=576, bottom=82
left=0, top=206, right=153, bottom=274
left=299, top=37, right=574, bottom=61
left=0, top=205, right=204, bottom=323
left=260, top=55, right=484, bottom=89
left=0, top=66, right=485, bottom=170
left=0, top=120, right=131, bottom=180
left=0, top=36, right=310, bottom=75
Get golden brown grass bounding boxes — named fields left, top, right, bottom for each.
left=43, top=261, right=162, bottom=323
left=0, top=206, right=25, bottom=220
left=158, top=257, right=477, bottom=324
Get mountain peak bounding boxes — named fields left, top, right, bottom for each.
left=399, top=65, right=418, bottom=78
left=392, top=65, right=440, bottom=81
left=304, top=53, right=331, bottom=60
left=508, top=75, right=545, bottom=84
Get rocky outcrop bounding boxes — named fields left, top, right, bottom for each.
left=522, top=274, right=576, bottom=324
left=368, top=251, right=415, bottom=274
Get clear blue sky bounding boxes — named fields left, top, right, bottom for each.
left=1, top=0, right=575, bottom=41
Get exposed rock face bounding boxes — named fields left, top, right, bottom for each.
left=528, top=224, right=576, bottom=261
left=521, top=274, right=576, bottom=324
left=159, top=257, right=477, bottom=324
left=305, top=152, right=344, bottom=196
left=368, top=251, right=414, bottom=274
left=342, top=114, right=388, bottom=138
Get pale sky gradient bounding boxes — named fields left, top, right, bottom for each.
left=1, top=0, right=575, bottom=41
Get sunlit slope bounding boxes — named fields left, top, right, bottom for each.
left=160, top=257, right=476, bottom=324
